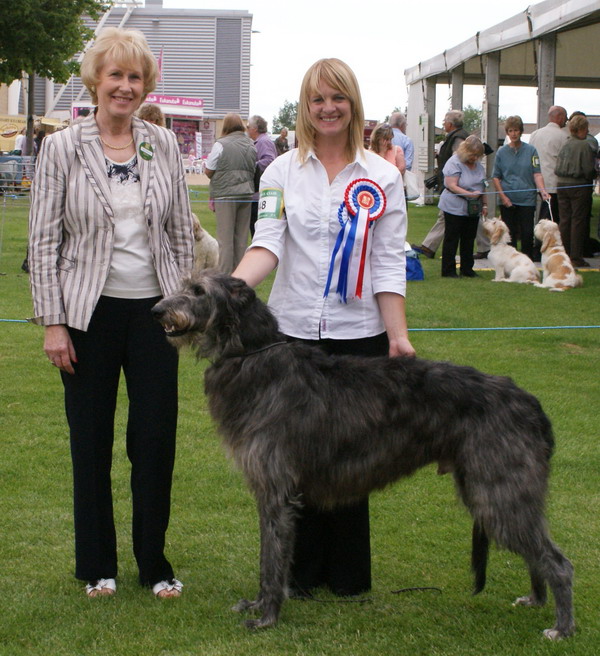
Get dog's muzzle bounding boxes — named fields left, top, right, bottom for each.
left=151, top=303, right=189, bottom=338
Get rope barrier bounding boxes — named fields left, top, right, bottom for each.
left=1, top=318, right=598, bottom=332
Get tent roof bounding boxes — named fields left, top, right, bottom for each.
left=404, top=0, right=600, bottom=88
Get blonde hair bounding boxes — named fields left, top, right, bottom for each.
left=296, top=58, right=364, bottom=163
left=457, top=135, right=484, bottom=162
left=81, top=27, right=158, bottom=104
left=568, top=114, right=588, bottom=135
left=369, top=123, right=393, bottom=154
left=137, top=103, right=165, bottom=127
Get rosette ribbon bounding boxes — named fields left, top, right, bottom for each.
left=324, top=178, right=386, bottom=302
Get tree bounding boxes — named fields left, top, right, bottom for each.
left=0, top=0, right=107, bottom=85
left=272, top=100, right=298, bottom=134
left=462, top=105, right=482, bottom=134
left=0, top=0, right=107, bottom=154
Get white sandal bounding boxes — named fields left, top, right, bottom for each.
left=152, top=578, right=183, bottom=598
left=85, top=578, right=116, bottom=597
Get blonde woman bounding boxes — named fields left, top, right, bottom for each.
left=29, top=27, right=194, bottom=598
left=438, top=136, right=488, bottom=277
left=233, top=58, right=414, bottom=597
left=369, top=122, right=406, bottom=175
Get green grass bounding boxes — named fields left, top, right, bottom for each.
left=1, top=191, right=599, bottom=655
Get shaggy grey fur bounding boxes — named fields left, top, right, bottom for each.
left=152, top=270, right=574, bottom=639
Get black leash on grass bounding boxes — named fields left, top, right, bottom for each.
left=291, top=585, right=442, bottom=604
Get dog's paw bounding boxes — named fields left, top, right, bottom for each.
left=244, top=616, right=277, bottom=630
left=513, top=594, right=545, bottom=608
left=232, top=598, right=254, bottom=613
left=543, top=628, right=564, bottom=641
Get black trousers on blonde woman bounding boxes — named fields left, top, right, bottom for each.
left=61, top=295, right=178, bottom=587
left=441, top=212, right=479, bottom=277
left=287, top=332, right=389, bottom=596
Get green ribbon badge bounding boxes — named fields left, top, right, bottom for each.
left=139, top=142, right=154, bottom=161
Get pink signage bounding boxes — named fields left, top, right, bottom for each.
left=145, top=94, right=204, bottom=109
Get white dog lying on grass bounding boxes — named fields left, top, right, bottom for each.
left=483, top=218, right=540, bottom=284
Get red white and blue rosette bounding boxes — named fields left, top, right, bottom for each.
left=324, top=178, right=386, bottom=303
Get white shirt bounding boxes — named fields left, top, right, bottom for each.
left=529, top=122, right=569, bottom=191
left=102, top=156, right=161, bottom=299
left=250, top=149, right=408, bottom=340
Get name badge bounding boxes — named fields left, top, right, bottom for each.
left=139, top=142, right=154, bottom=161
left=257, top=188, right=284, bottom=220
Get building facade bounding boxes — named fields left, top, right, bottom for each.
left=9, top=0, right=253, bottom=158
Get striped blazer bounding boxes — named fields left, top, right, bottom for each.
left=29, top=114, right=194, bottom=331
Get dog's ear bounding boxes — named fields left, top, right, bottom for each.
left=492, top=222, right=504, bottom=244
left=228, top=276, right=256, bottom=306
left=541, top=231, right=553, bottom=253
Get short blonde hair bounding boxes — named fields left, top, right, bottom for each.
left=81, top=27, right=158, bottom=104
left=456, top=135, right=484, bottom=162
left=568, top=114, right=588, bottom=135
left=296, top=58, right=364, bottom=163
left=137, top=103, right=165, bottom=127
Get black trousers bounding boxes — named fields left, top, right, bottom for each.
left=499, top=204, right=536, bottom=258
left=286, top=332, right=389, bottom=596
left=62, top=296, right=178, bottom=586
left=441, top=212, right=479, bottom=276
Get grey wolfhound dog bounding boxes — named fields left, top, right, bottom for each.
left=152, top=270, right=574, bottom=639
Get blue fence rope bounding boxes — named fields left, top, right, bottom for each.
left=2, top=318, right=599, bottom=331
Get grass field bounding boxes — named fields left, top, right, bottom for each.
left=1, top=190, right=599, bottom=655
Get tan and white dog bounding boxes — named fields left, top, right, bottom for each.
left=483, top=218, right=540, bottom=284
left=534, top=219, right=583, bottom=292
left=192, top=214, right=219, bottom=271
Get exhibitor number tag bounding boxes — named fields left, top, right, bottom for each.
left=257, top=188, right=284, bottom=220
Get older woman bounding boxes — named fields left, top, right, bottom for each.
left=492, top=115, right=549, bottom=258
left=205, top=113, right=256, bottom=273
left=233, top=59, right=415, bottom=597
left=369, top=122, right=406, bottom=175
left=28, top=27, right=194, bottom=598
left=439, top=136, right=488, bottom=277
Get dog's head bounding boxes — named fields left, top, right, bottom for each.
left=152, top=270, right=278, bottom=360
left=191, top=213, right=203, bottom=242
left=534, top=219, right=562, bottom=253
left=483, top=218, right=510, bottom=246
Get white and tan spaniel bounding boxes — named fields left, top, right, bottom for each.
left=533, top=219, right=583, bottom=292
left=483, top=218, right=540, bottom=284
left=192, top=214, right=219, bottom=270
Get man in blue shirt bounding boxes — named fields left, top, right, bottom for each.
left=492, top=115, right=550, bottom=259
left=390, top=112, right=414, bottom=171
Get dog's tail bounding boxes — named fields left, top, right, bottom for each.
left=471, top=521, right=489, bottom=595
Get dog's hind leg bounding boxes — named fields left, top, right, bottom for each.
left=517, top=538, right=574, bottom=640
left=471, top=521, right=489, bottom=594
left=235, top=494, right=296, bottom=630
left=500, top=518, right=574, bottom=640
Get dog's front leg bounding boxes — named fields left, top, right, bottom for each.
left=236, top=494, right=296, bottom=630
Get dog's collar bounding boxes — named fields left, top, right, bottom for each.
left=233, top=341, right=288, bottom=358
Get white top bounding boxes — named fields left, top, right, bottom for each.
left=205, top=141, right=223, bottom=170
left=250, top=148, right=407, bottom=340
left=102, top=155, right=161, bottom=299
left=529, top=122, right=569, bottom=190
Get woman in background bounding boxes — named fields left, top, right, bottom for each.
left=369, top=122, right=406, bottom=175
left=205, top=113, right=256, bottom=273
left=438, top=136, right=488, bottom=278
